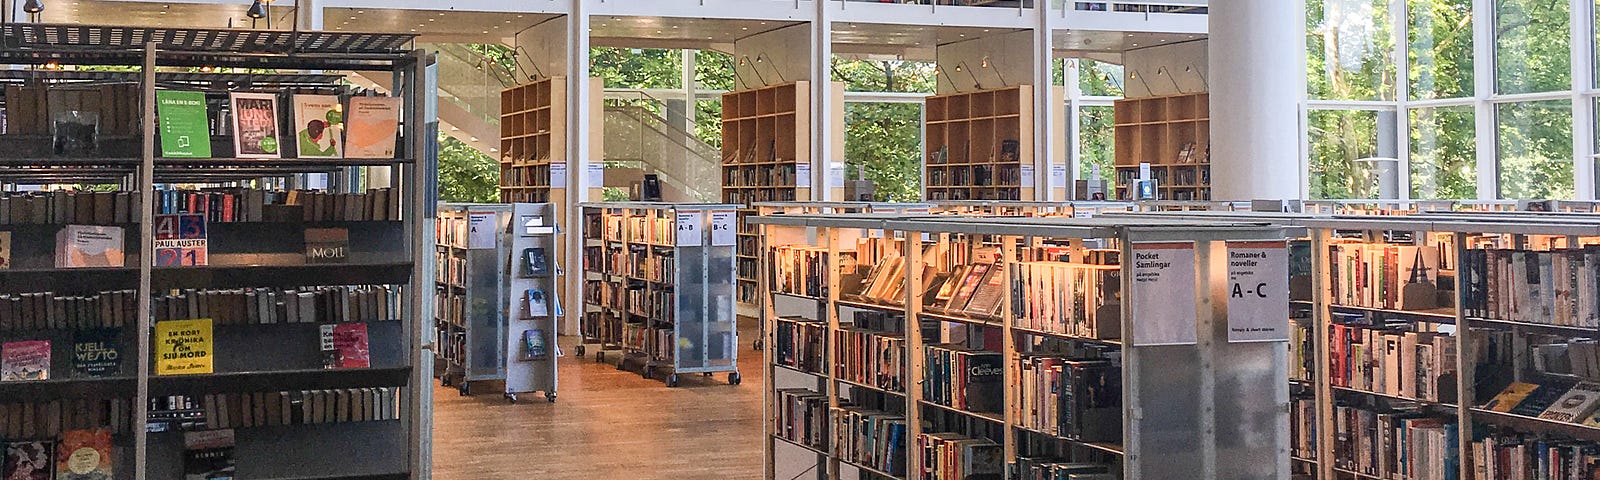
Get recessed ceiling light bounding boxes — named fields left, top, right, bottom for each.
left=428, top=18, right=435, bottom=21
left=958, top=34, right=965, bottom=37
left=356, top=10, right=363, bottom=14
left=470, top=137, right=479, bottom=141
left=482, top=30, right=488, bottom=34
left=493, top=25, right=499, bottom=28
left=410, top=29, right=416, bottom=32
left=1132, top=43, right=1139, bottom=46
left=349, top=16, right=355, bottom=20
left=672, top=25, right=678, bottom=28
left=741, top=27, right=747, bottom=30
left=656, top=30, right=662, bottom=34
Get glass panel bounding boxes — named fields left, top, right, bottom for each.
left=1308, top=109, right=1383, bottom=199
left=1497, top=100, right=1574, bottom=199
left=846, top=102, right=924, bottom=202
left=1079, top=60, right=1125, bottom=97
left=1406, top=0, right=1473, bottom=99
left=1409, top=105, right=1478, bottom=199
left=1079, top=105, right=1116, bottom=187
left=1306, top=0, right=1397, bottom=100
left=1495, top=0, right=1570, bottom=94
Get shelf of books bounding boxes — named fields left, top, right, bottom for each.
left=923, top=86, right=1036, bottom=202
left=434, top=203, right=559, bottom=403
left=1111, top=93, right=1210, bottom=201
left=721, top=82, right=814, bottom=308
left=578, top=203, right=741, bottom=387
left=0, top=25, right=428, bottom=480
left=753, top=212, right=1299, bottom=479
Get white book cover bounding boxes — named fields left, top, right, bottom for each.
left=1539, top=382, right=1600, bottom=423
left=55, top=225, right=125, bottom=268
left=344, top=97, right=402, bottom=159
left=229, top=92, right=282, bottom=159
left=292, top=94, right=343, bottom=158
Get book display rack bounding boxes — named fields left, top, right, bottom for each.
left=434, top=203, right=560, bottom=403
left=1112, top=93, right=1210, bottom=201
left=923, top=86, right=1036, bottom=202
left=753, top=212, right=1298, bottom=479
left=0, top=25, right=427, bottom=479
left=578, top=203, right=741, bottom=387
left=721, top=82, right=814, bottom=307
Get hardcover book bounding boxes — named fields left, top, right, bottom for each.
left=55, top=429, right=112, bottom=480
left=155, top=90, right=212, bottom=158
left=321, top=323, right=370, bottom=369
left=1482, top=382, right=1540, bottom=412
left=344, top=97, right=402, bottom=159
left=1509, top=382, right=1573, bottom=417
left=1, top=340, right=50, bottom=381
left=524, top=289, right=550, bottom=318
left=4, top=441, right=53, bottom=480
left=182, top=429, right=235, bottom=480
left=292, top=94, right=343, bottom=158
left=229, top=92, right=281, bottom=159
left=523, top=247, right=550, bottom=276
left=71, top=329, right=119, bottom=379
left=55, top=225, right=124, bottom=268
left=522, top=329, right=547, bottom=361
left=1539, top=381, right=1600, bottom=423
left=0, top=231, right=11, bottom=269
left=154, top=319, right=213, bottom=376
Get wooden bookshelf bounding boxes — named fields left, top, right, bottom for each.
left=499, top=76, right=565, bottom=203
left=1111, top=92, right=1210, bottom=201
left=721, top=81, right=813, bottom=306
left=923, top=85, right=1035, bottom=201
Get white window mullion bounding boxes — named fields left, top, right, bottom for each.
left=1394, top=0, right=1412, bottom=201
left=1473, top=0, right=1498, bottom=200
left=1572, top=0, right=1597, bottom=200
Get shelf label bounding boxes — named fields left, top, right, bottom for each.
left=828, top=162, right=845, bottom=190
left=550, top=162, right=568, bottom=188
left=467, top=212, right=497, bottom=249
left=675, top=210, right=705, bottom=247
left=1138, top=162, right=1152, bottom=181
left=796, top=163, right=812, bottom=188
left=1226, top=241, right=1291, bottom=343
left=1130, top=242, right=1198, bottom=346
left=1020, top=165, right=1035, bottom=188
left=588, top=163, right=605, bottom=189
left=710, top=210, right=737, bottom=247
left=1050, top=164, right=1069, bottom=190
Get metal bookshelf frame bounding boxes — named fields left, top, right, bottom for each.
left=0, top=24, right=429, bottom=480
left=753, top=212, right=1300, bottom=480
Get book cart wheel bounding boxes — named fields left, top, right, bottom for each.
left=545, top=392, right=557, bottom=403
left=458, top=382, right=470, bottom=396
left=504, top=393, right=517, bottom=404
left=728, top=372, right=741, bottom=385
left=596, top=351, right=606, bottom=363
left=666, top=374, right=679, bottom=388
left=575, top=345, right=586, bottom=357
left=703, top=372, right=713, bottom=377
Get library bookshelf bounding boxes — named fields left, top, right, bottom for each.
left=752, top=212, right=1297, bottom=479
left=923, top=86, right=1036, bottom=201
left=577, top=203, right=742, bottom=387
left=722, top=81, right=814, bottom=307
left=1112, top=92, right=1210, bottom=201
left=0, top=26, right=428, bottom=478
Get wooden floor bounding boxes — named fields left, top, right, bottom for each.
left=431, top=332, right=766, bottom=480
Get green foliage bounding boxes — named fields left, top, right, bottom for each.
left=1496, top=101, right=1574, bottom=199
left=1407, top=0, right=1473, bottom=99
left=1306, top=0, right=1396, bottom=101
left=1308, top=109, right=1378, bottom=200
left=436, top=131, right=499, bottom=203
left=1409, top=106, right=1477, bottom=199
left=1494, top=0, right=1570, bottom=94
left=591, top=48, right=683, bottom=89
left=832, top=59, right=936, bottom=93
left=1079, top=105, right=1116, bottom=185
left=1078, top=60, right=1125, bottom=97
left=832, top=59, right=937, bottom=201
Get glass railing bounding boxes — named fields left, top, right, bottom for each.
left=602, top=91, right=721, bottom=202
left=841, top=0, right=1035, bottom=7
left=422, top=42, right=514, bottom=126
left=1060, top=0, right=1206, bottom=14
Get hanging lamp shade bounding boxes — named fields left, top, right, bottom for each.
left=245, top=0, right=266, bottom=19
left=22, top=0, right=43, bottom=14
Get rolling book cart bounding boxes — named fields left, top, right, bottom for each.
left=579, top=203, right=741, bottom=387
left=0, top=24, right=429, bottom=479
left=434, top=203, right=560, bottom=403
left=752, top=212, right=1300, bottom=480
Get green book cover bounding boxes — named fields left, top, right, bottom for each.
left=157, top=90, right=211, bottom=158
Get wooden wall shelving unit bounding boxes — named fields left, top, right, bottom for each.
left=499, top=76, right=567, bottom=203
left=923, top=85, right=1035, bottom=201
left=1112, top=92, right=1210, bottom=201
left=721, top=80, right=812, bottom=305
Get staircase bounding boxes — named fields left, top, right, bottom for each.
left=602, top=91, right=722, bottom=203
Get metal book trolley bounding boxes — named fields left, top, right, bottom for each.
left=0, top=24, right=430, bottom=478
left=434, top=203, right=560, bottom=403
left=579, top=202, right=741, bottom=387
left=753, top=212, right=1301, bottom=480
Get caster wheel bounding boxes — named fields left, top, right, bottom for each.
left=728, top=372, right=742, bottom=385
left=441, top=377, right=452, bottom=387
left=703, top=372, right=713, bottom=377
left=546, top=393, right=557, bottom=403
left=642, top=366, right=654, bottom=379
left=576, top=345, right=586, bottom=357
left=667, top=374, right=679, bottom=388
left=506, top=394, right=517, bottom=404
left=596, top=352, right=606, bottom=363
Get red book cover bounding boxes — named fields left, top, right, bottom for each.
left=56, top=429, right=112, bottom=480
left=332, top=323, right=369, bottom=369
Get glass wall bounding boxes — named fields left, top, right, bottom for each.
left=1308, top=109, right=1383, bottom=199
left=1409, top=105, right=1476, bottom=199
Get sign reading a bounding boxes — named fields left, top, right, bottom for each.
left=467, top=212, right=497, bottom=249
left=1130, top=242, right=1198, bottom=346
left=1226, top=241, right=1291, bottom=342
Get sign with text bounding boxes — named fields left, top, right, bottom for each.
left=467, top=212, right=497, bottom=249
left=796, top=163, right=812, bottom=188
left=155, top=318, right=213, bottom=376
left=709, top=210, right=737, bottom=247
left=1020, top=164, right=1035, bottom=188
left=550, top=162, right=568, bottom=188
left=1050, top=164, right=1069, bottom=190
left=1130, top=242, right=1198, bottom=346
left=675, top=210, right=705, bottom=247
left=1226, top=241, right=1291, bottom=342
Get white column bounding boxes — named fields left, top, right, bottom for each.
left=812, top=1, right=832, bottom=200
left=295, top=0, right=322, bottom=31
left=1208, top=0, right=1304, bottom=201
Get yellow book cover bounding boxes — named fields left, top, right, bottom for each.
left=1483, top=382, right=1540, bottom=412
left=155, top=319, right=213, bottom=375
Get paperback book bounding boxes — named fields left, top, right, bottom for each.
left=1, top=231, right=11, bottom=269
left=521, top=329, right=547, bottom=361
left=321, top=323, right=370, bottom=369
left=1, top=340, right=50, bottom=381
left=292, top=94, right=343, bottom=158
left=155, top=90, right=212, bottom=158
left=55, top=429, right=111, bottom=480
left=523, top=247, right=549, bottom=276
left=4, top=441, right=52, bottom=480
left=304, top=228, right=350, bottom=264
left=153, top=214, right=208, bottom=267
left=344, top=97, right=402, bottom=159
left=182, top=429, right=235, bottom=480
left=154, top=319, right=213, bottom=376
left=524, top=289, right=550, bottom=318
left=70, top=329, right=119, bottom=379
left=229, top=92, right=280, bottom=158
left=54, top=225, right=124, bottom=268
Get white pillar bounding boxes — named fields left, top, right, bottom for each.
left=1209, top=0, right=1303, bottom=201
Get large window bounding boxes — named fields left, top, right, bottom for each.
left=1407, top=0, right=1473, bottom=99
left=1409, top=106, right=1477, bottom=199
left=1496, top=100, right=1575, bottom=199
left=1309, top=109, right=1383, bottom=199
left=1494, top=0, right=1570, bottom=94
left=1307, top=0, right=1397, bottom=100
left=1079, top=105, right=1115, bottom=185
left=1079, top=60, right=1124, bottom=97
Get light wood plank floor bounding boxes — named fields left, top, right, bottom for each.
left=432, top=333, right=766, bottom=480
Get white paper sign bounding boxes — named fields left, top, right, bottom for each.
left=675, top=210, right=705, bottom=247
left=1019, top=165, right=1035, bottom=187
left=1226, top=241, right=1291, bottom=343
left=796, top=163, right=812, bottom=188
left=1050, top=164, right=1069, bottom=189
left=1138, top=162, right=1152, bottom=181
left=1130, top=242, right=1198, bottom=346
left=467, top=212, right=497, bottom=249
left=550, top=162, right=568, bottom=188
left=710, top=210, right=737, bottom=246
left=828, top=161, right=845, bottom=189
left=588, top=163, right=604, bottom=188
